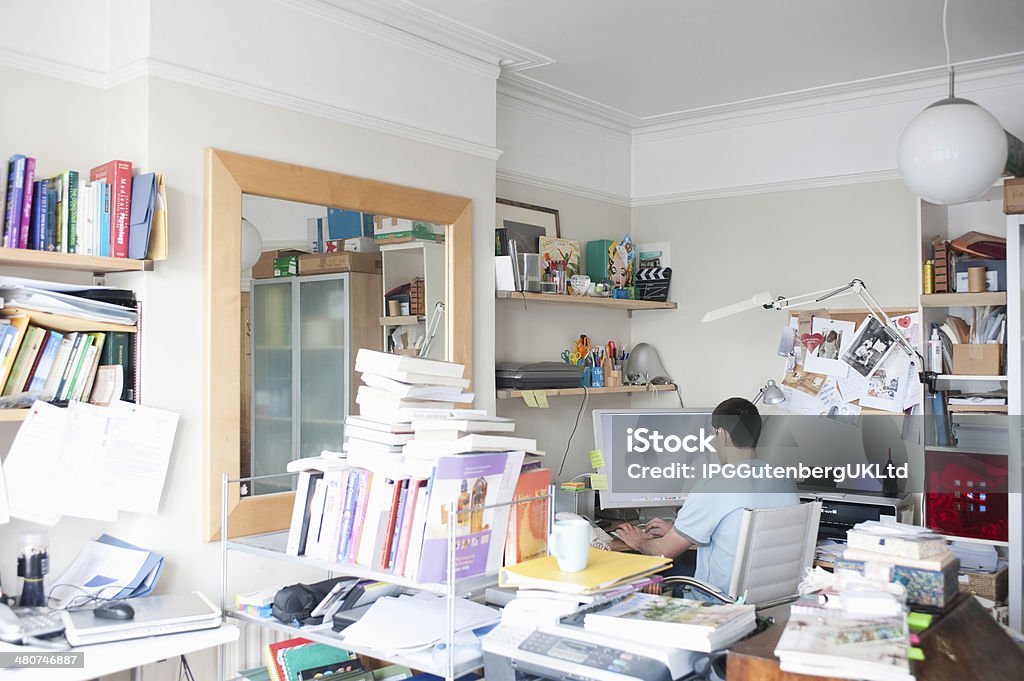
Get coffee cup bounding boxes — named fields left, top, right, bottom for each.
left=549, top=517, right=591, bottom=572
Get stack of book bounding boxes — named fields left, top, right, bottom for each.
left=263, top=638, right=359, bottom=681
left=774, top=593, right=915, bottom=681
left=582, top=592, right=756, bottom=653
left=2, top=154, right=158, bottom=258
left=286, top=349, right=532, bottom=584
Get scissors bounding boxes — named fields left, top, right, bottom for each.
left=561, top=348, right=582, bottom=365
left=574, top=335, right=591, bottom=359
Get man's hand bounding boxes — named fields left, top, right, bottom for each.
left=641, top=517, right=672, bottom=538
left=615, top=523, right=648, bottom=552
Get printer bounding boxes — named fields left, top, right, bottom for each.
left=482, top=596, right=699, bottom=681
left=800, top=491, right=914, bottom=541
left=496, top=362, right=582, bottom=391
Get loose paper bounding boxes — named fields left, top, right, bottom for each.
left=521, top=391, right=539, bottom=408
left=102, top=401, right=180, bottom=515
left=589, top=474, right=609, bottom=491
left=590, top=449, right=606, bottom=468
left=860, top=352, right=912, bottom=412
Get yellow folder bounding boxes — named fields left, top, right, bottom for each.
left=499, top=548, right=671, bottom=594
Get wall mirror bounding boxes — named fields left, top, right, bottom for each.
left=205, top=149, right=473, bottom=540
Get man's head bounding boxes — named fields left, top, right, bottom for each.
left=711, top=397, right=762, bottom=450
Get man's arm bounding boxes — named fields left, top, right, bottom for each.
left=615, top=523, right=692, bottom=558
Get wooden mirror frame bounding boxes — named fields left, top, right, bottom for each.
left=203, top=149, right=473, bottom=540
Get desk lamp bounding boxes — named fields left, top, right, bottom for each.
left=752, top=380, right=785, bottom=406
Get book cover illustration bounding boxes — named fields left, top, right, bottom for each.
left=504, top=467, right=550, bottom=566
left=607, top=233, right=636, bottom=289
left=416, top=451, right=523, bottom=583
left=590, top=592, right=750, bottom=629
left=539, top=236, right=580, bottom=279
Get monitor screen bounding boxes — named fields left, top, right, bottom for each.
left=592, top=408, right=717, bottom=509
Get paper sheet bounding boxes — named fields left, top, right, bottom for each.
left=3, top=402, right=64, bottom=525
left=341, top=594, right=499, bottom=651
left=54, top=402, right=118, bottom=521
left=102, top=401, right=180, bottom=515
left=803, top=317, right=855, bottom=377
left=49, top=540, right=152, bottom=608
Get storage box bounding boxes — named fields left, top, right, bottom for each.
left=955, top=258, right=1006, bottom=291
left=959, top=565, right=1008, bottom=602
left=341, top=237, right=379, bottom=253
left=373, top=216, right=444, bottom=242
left=297, top=252, right=382, bottom=276
left=835, top=554, right=960, bottom=608
left=251, top=249, right=307, bottom=279
left=952, top=344, right=1001, bottom=375
left=585, top=239, right=616, bottom=283
left=1005, top=177, right=1024, bottom=215
left=273, top=256, right=298, bottom=277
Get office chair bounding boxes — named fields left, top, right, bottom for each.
left=664, top=501, right=822, bottom=610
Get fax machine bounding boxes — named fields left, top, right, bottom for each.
left=482, top=597, right=699, bottom=681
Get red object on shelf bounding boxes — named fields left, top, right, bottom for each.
left=925, top=450, right=1008, bottom=542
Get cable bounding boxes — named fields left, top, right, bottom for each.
left=557, top=385, right=589, bottom=478
left=942, top=0, right=951, bottom=73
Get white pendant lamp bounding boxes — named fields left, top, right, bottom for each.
left=897, top=0, right=1007, bottom=205
left=240, top=217, right=264, bottom=271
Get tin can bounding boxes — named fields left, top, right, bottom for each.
left=923, top=259, right=935, bottom=295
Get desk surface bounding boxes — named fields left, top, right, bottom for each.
left=0, top=623, right=239, bottom=681
left=728, top=595, right=1024, bottom=681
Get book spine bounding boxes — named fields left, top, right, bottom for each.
left=387, top=480, right=411, bottom=570
left=346, top=471, right=371, bottom=563
left=336, top=470, right=361, bottom=562
left=65, top=170, right=79, bottom=253
left=41, top=336, right=74, bottom=401
left=44, top=180, right=58, bottom=251
left=59, top=334, right=92, bottom=401
left=395, top=479, right=422, bottom=575
left=0, top=317, right=30, bottom=389
left=28, top=331, right=62, bottom=393
left=91, top=161, right=132, bottom=258
left=378, top=478, right=403, bottom=569
left=17, top=158, right=35, bottom=249
left=102, top=331, right=135, bottom=402
left=2, top=326, right=40, bottom=396
left=20, top=329, right=49, bottom=394
left=4, top=155, right=26, bottom=248
left=30, top=179, right=47, bottom=251
left=98, top=183, right=111, bottom=257
left=79, top=332, right=106, bottom=403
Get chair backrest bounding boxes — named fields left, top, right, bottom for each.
left=727, top=500, right=821, bottom=605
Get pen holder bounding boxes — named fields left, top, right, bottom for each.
left=580, top=366, right=592, bottom=387
left=606, top=369, right=621, bottom=387
left=591, top=366, right=604, bottom=388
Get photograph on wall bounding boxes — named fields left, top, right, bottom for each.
left=781, top=364, right=829, bottom=397
left=608, top=234, right=636, bottom=288
left=824, top=402, right=862, bottom=428
left=539, top=236, right=581, bottom=278
left=803, top=317, right=856, bottom=377
left=637, top=242, right=671, bottom=268
left=888, top=312, right=921, bottom=348
left=859, top=351, right=912, bottom=412
left=840, top=315, right=896, bottom=377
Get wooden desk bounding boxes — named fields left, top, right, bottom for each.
left=728, top=595, right=1024, bottom=681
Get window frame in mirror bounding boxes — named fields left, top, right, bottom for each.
left=204, top=149, right=473, bottom=541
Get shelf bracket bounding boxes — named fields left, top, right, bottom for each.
left=92, top=273, right=107, bottom=287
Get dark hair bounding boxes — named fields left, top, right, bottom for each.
left=711, top=397, right=762, bottom=449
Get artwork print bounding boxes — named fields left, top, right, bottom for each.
left=608, top=234, right=636, bottom=289
left=803, top=317, right=856, bottom=377
left=841, top=316, right=896, bottom=378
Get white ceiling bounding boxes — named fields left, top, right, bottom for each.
left=410, top=0, right=1024, bottom=118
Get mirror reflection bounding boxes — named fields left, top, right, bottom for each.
left=239, top=195, right=449, bottom=495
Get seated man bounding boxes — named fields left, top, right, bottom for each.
left=615, top=397, right=799, bottom=596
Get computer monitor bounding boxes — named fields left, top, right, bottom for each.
left=592, top=408, right=716, bottom=509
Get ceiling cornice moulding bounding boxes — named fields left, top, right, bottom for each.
left=630, top=170, right=902, bottom=207
left=497, top=168, right=631, bottom=207
left=498, top=73, right=637, bottom=134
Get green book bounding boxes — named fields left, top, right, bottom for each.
left=101, top=331, right=136, bottom=402
left=280, top=643, right=354, bottom=681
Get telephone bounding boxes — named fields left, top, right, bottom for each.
left=0, top=603, right=65, bottom=644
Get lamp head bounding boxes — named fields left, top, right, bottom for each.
left=762, top=379, right=786, bottom=405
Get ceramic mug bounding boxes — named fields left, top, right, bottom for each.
left=549, top=517, right=591, bottom=572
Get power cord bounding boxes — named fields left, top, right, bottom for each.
left=557, top=385, right=589, bottom=477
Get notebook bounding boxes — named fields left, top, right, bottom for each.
left=61, top=591, right=221, bottom=646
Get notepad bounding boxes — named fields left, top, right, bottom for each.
left=499, top=549, right=670, bottom=594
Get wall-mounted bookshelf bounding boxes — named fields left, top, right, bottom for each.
left=496, top=291, right=676, bottom=311
left=496, top=384, right=677, bottom=400
left=0, top=247, right=153, bottom=273
left=920, top=291, right=1006, bottom=307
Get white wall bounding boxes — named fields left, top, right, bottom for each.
left=630, top=180, right=919, bottom=408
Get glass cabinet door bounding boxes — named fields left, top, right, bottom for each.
left=251, top=280, right=294, bottom=495
left=298, top=275, right=349, bottom=461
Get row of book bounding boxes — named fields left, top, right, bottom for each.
left=2, top=154, right=154, bottom=258
left=285, top=349, right=549, bottom=584
left=262, top=636, right=469, bottom=681
left=0, top=315, right=134, bottom=404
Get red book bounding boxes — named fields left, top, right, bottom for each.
left=505, top=468, right=551, bottom=565
left=89, top=160, right=132, bottom=258
left=378, top=477, right=405, bottom=570
left=263, top=637, right=310, bottom=681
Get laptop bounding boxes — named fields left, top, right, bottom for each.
left=61, top=591, right=222, bottom=646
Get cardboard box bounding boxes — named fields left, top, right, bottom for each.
left=835, top=554, right=960, bottom=608
left=373, top=216, right=444, bottom=242
left=273, top=256, right=298, bottom=277
left=952, top=343, right=1001, bottom=375
left=341, top=237, right=379, bottom=253
left=297, top=252, right=382, bottom=276
left=1005, top=177, right=1024, bottom=215
left=252, top=249, right=307, bottom=279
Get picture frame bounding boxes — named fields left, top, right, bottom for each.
left=496, top=198, right=560, bottom=239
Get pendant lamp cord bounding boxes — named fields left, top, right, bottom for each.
left=943, top=0, right=954, bottom=97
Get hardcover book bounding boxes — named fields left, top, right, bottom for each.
left=504, top=467, right=550, bottom=566
left=89, top=160, right=132, bottom=258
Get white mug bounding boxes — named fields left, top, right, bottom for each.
left=549, top=517, right=591, bottom=572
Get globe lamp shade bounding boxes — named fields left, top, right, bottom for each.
left=897, top=97, right=1007, bottom=205
left=240, top=218, right=264, bottom=271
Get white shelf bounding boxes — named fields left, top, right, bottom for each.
left=227, top=610, right=482, bottom=679
left=937, top=533, right=1009, bottom=548
left=935, top=374, right=1008, bottom=382
left=925, top=444, right=1008, bottom=456
left=225, top=530, right=497, bottom=597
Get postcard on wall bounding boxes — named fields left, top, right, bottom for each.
left=841, top=315, right=896, bottom=377
left=888, top=312, right=921, bottom=348
left=782, top=364, right=829, bottom=397
left=859, top=351, right=912, bottom=412
left=637, top=242, right=671, bottom=268
left=803, top=317, right=856, bottom=377
left=824, top=402, right=862, bottom=428
left=836, top=370, right=868, bottom=403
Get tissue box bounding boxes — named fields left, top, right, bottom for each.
left=835, top=551, right=960, bottom=608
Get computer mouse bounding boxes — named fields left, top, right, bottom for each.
left=93, top=601, right=135, bottom=620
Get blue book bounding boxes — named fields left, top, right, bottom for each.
left=932, top=391, right=953, bottom=446
left=28, top=331, right=63, bottom=393
left=3, top=154, right=27, bottom=248
left=30, top=179, right=48, bottom=251
left=98, top=182, right=111, bottom=257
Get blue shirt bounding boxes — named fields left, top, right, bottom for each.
left=673, top=459, right=799, bottom=595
